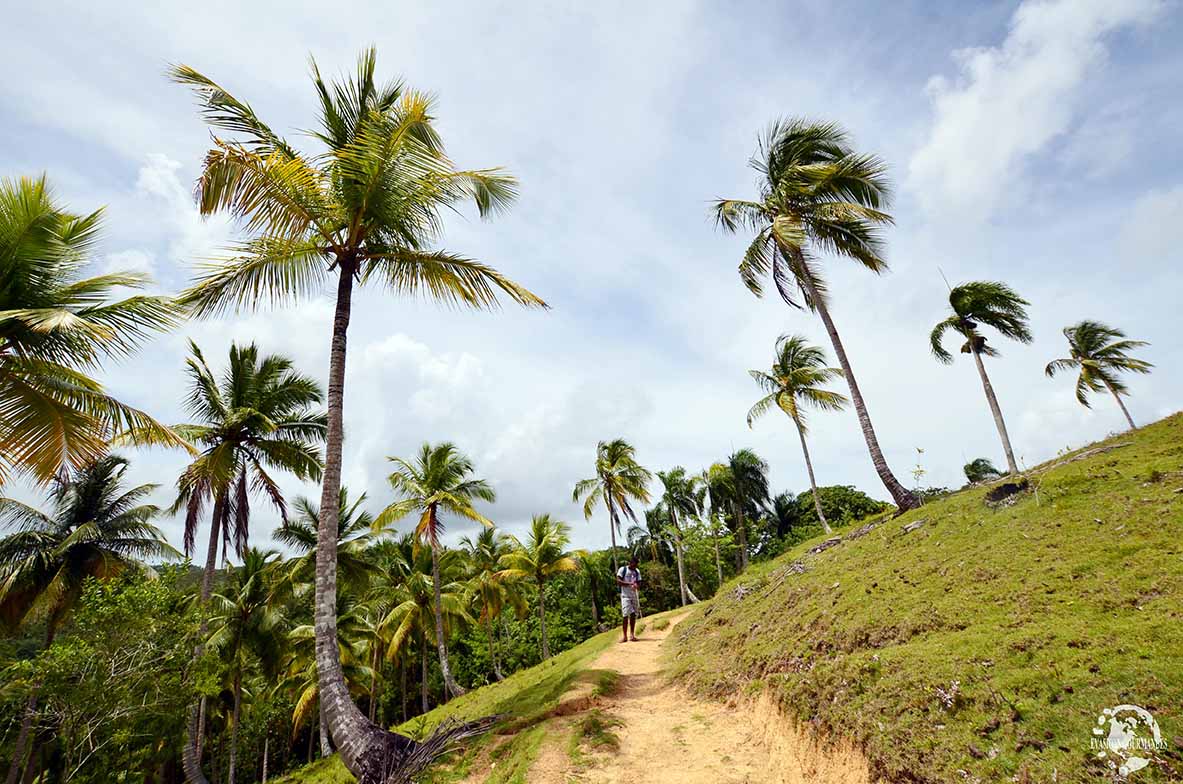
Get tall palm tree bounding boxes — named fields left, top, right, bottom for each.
left=930, top=281, right=1032, bottom=475
left=206, top=548, right=285, bottom=784
left=376, top=442, right=493, bottom=700
left=374, top=537, right=471, bottom=714
left=573, top=439, right=652, bottom=574
left=714, top=119, right=918, bottom=511
left=497, top=515, right=580, bottom=660
left=700, top=467, right=727, bottom=586
left=172, top=341, right=324, bottom=777
left=0, top=454, right=176, bottom=784
left=0, top=176, right=183, bottom=485
left=655, top=468, right=700, bottom=605
left=747, top=334, right=848, bottom=533
left=460, top=527, right=521, bottom=681
left=1046, top=321, right=1152, bottom=430
left=173, top=48, right=543, bottom=782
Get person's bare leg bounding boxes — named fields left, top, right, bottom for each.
left=629, top=615, right=638, bottom=641
left=621, top=616, right=629, bottom=643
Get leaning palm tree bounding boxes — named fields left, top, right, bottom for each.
left=1046, top=320, right=1152, bottom=430
left=0, top=454, right=176, bottom=784
left=497, top=515, right=580, bottom=660
left=172, top=48, right=543, bottom=783
left=714, top=119, right=918, bottom=511
left=747, top=334, right=848, bottom=533
left=573, top=439, right=652, bottom=574
left=930, top=281, right=1032, bottom=475
left=655, top=468, right=701, bottom=605
left=206, top=548, right=285, bottom=784
left=0, top=176, right=183, bottom=485
left=376, top=442, right=493, bottom=700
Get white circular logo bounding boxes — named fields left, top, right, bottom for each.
left=1091, top=704, right=1166, bottom=778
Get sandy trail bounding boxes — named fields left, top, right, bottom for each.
left=528, top=612, right=870, bottom=784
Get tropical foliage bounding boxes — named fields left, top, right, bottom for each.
left=1046, top=320, right=1152, bottom=430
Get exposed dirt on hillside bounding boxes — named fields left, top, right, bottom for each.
left=524, top=612, right=872, bottom=783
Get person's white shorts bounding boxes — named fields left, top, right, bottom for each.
left=621, top=593, right=639, bottom=617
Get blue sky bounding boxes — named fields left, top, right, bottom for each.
left=2, top=0, right=1180, bottom=554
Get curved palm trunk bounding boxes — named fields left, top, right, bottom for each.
left=537, top=579, right=550, bottom=659
left=794, top=419, right=831, bottom=534
left=668, top=506, right=689, bottom=606
left=1104, top=379, right=1137, bottom=430
left=970, top=347, right=1019, bottom=475
left=797, top=272, right=919, bottom=511
left=228, top=672, right=241, bottom=784
left=318, top=698, right=332, bottom=757
left=606, top=497, right=620, bottom=574
left=429, top=539, right=465, bottom=699
left=314, top=265, right=418, bottom=782
left=261, top=735, right=269, bottom=784
left=4, top=626, right=55, bottom=784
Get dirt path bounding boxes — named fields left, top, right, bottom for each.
left=528, top=612, right=871, bottom=784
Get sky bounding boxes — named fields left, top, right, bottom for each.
left=2, top=0, right=1180, bottom=557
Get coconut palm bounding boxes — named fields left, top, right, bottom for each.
left=930, top=281, right=1032, bottom=475
left=0, top=454, right=176, bottom=784
left=497, top=515, right=580, bottom=660
left=172, top=341, right=324, bottom=776
left=700, top=467, right=727, bottom=586
left=172, top=48, right=542, bottom=782
left=1046, top=321, right=1152, bottom=430
left=459, top=527, right=522, bottom=681
left=572, top=439, right=652, bottom=574
left=747, top=334, right=848, bottom=533
left=274, top=488, right=376, bottom=590
left=374, top=537, right=471, bottom=714
left=714, top=119, right=918, bottom=511
left=655, top=468, right=701, bottom=605
left=963, top=458, right=1003, bottom=485
left=0, top=175, right=183, bottom=485
left=376, top=442, right=493, bottom=699
left=714, top=450, right=770, bottom=572
left=205, top=548, right=285, bottom=784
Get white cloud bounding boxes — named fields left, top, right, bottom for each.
left=1121, top=185, right=1183, bottom=258
left=101, top=248, right=156, bottom=276
left=908, top=0, right=1163, bottom=221
left=134, top=153, right=233, bottom=270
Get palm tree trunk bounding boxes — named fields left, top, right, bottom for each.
left=307, top=713, right=314, bottom=762
left=400, top=656, right=408, bottom=723
left=420, top=639, right=429, bottom=714
left=669, top=506, right=689, bottom=606
left=606, top=498, right=620, bottom=575
left=971, top=347, right=1019, bottom=475
left=430, top=538, right=465, bottom=698
left=733, top=501, right=749, bottom=571
left=796, top=270, right=919, bottom=511
left=318, top=699, right=332, bottom=758
left=228, top=672, right=241, bottom=784
left=484, top=615, right=502, bottom=682
left=538, top=579, right=550, bottom=660
left=711, top=518, right=723, bottom=588
left=261, top=735, right=269, bottom=784
left=6, top=625, right=58, bottom=784
left=1104, top=380, right=1137, bottom=430
left=312, top=263, right=402, bottom=781
left=182, top=496, right=225, bottom=784
left=368, top=643, right=381, bottom=723
left=588, top=573, right=600, bottom=628
left=795, top=420, right=831, bottom=534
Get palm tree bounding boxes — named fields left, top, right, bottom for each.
left=714, top=119, right=918, bottom=511
left=174, top=341, right=326, bottom=603
left=700, top=467, right=727, bottom=586
left=460, top=527, right=521, bottom=681
left=0, top=176, right=183, bottom=485
left=655, top=468, right=701, bottom=605
left=172, top=341, right=324, bottom=776
left=716, top=450, right=770, bottom=572
left=747, top=334, right=848, bottom=533
left=573, top=439, right=652, bottom=574
left=0, top=454, right=176, bottom=784
left=963, top=458, right=1003, bottom=485
left=930, top=281, right=1032, bottom=475
left=497, top=515, right=580, bottom=660
left=206, top=548, right=285, bottom=784
left=172, top=48, right=543, bottom=782
left=376, top=442, right=493, bottom=699
left=374, top=537, right=471, bottom=714
left=274, top=488, right=376, bottom=590
left=1046, top=321, right=1152, bottom=430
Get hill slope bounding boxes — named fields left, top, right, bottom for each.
left=671, top=414, right=1183, bottom=782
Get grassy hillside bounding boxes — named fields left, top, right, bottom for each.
left=272, top=626, right=622, bottom=783
left=671, top=414, right=1183, bottom=782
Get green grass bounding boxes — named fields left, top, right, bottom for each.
left=651, top=617, right=671, bottom=631
left=567, top=709, right=623, bottom=767
left=671, top=414, right=1183, bottom=783
left=592, top=669, right=621, bottom=697
left=271, top=627, right=621, bottom=783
